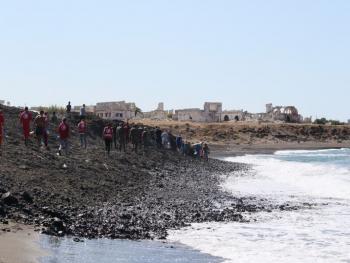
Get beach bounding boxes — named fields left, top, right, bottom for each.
left=0, top=222, right=46, bottom=263
left=1, top=106, right=350, bottom=262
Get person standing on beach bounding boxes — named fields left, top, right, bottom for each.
left=155, top=127, right=162, bottom=148
left=51, top=111, right=58, bottom=123
left=193, top=143, right=202, bottom=158
left=0, top=110, right=4, bottom=149
left=66, top=102, right=72, bottom=118
left=117, top=123, right=126, bottom=152
left=43, top=112, right=49, bottom=148
left=161, top=130, right=169, bottom=149
left=19, top=107, right=32, bottom=146
left=80, top=104, right=86, bottom=120
left=129, top=125, right=139, bottom=153
left=66, top=102, right=71, bottom=113
left=142, top=128, right=150, bottom=151
left=202, top=143, right=210, bottom=162
left=176, top=135, right=183, bottom=152
left=137, top=126, right=144, bottom=151
left=77, top=118, right=87, bottom=149
left=34, top=110, right=46, bottom=148
left=103, top=123, right=113, bottom=156
left=113, top=122, right=118, bottom=149
left=124, top=122, right=130, bottom=145
left=58, top=118, right=70, bottom=156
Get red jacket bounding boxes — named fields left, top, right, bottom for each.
left=0, top=113, right=4, bottom=129
left=103, top=126, right=113, bottom=140
left=20, top=111, right=32, bottom=127
left=77, top=121, right=87, bottom=133
left=58, top=122, right=70, bottom=139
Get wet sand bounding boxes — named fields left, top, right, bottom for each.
left=0, top=223, right=46, bottom=263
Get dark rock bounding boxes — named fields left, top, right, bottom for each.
left=48, top=218, right=66, bottom=236
left=73, top=237, right=84, bottom=242
left=1, top=192, right=18, bottom=206
left=22, top=192, right=34, bottom=204
left=0, top=205, right=6, bottom=217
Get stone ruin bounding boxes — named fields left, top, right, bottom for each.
left=172, top=102, right=223, bottom=122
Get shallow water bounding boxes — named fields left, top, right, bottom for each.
left=39, top=236, right=223, bottom=263
left=168, top=148, right=350, bottom=263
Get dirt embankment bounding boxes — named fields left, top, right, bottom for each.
left=2, top=105, right=301, bottom=240
left=135, top=120, right=350, bottom=149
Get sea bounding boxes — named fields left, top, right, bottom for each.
left=40, top=148, right=350, bottom=263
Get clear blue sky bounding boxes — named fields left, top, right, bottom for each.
left=0, top=0, right=349, bottom=120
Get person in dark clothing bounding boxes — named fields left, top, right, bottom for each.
left=66, top=102, right=72, bottom=114
left=202, top=143, right=210, bottom=162
left=169, top=132, right=177, bottom=151
left=129, top=126, right=139, bottom=153
left=51, top=111, right=58, bottom=123
left=66, top=102, right=72, bottom=119
left=176, top=135, right=183, bottom=151
left=117, top=123, right=126, bottom=152
left=123, top=123, right=129, bottom=146
left=155, top=127, right=162, bottom=148
left=124, top=122, right=130, bottom=144
left=137, top=126, right=144, bottom=151
left=142, top=128, right=151, bottom=151
left=194, top=143, right=202, bottom=158
left=113, top=123, right=118, bottom=149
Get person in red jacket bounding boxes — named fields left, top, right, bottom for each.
left=19, top=107, right=33, bottom=146
left=58, top=118, right=70, bottom=156
left=0, top=109, right=4, bottom=148
left=103, top=123, right=113, bottom=156
left=77, top=118, right=87, bottom=149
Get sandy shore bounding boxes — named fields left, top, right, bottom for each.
left=0, top=223, right=46, bottom=263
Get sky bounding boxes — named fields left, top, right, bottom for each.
left=0, top=0, right=349, bottom=121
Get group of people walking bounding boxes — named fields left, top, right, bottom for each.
left=0, top=105, right=210, bottom=161
left=16, top=107, right=72, bottom=156
left=102, top=122, right=210, bottom=160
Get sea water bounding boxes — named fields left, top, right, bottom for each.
left=168, top=148, right=350, bottom=263
left=39, top=233, right=223, bottom=263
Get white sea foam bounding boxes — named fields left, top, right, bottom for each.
left=168, top=149, right=350, bottom=263
left=223, top=155, right=350, bottom=201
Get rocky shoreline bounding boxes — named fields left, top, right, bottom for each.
left=0, top=106, right=310, bottom=240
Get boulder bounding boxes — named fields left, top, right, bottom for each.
left=49, top=217, right=66, bottom=235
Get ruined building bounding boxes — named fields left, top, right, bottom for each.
left=173, top=102, right=223, bottom=122
left=95, top=101, right=137, bottom=121
left=221, top=110, right=245, bottom=121
left=244, top=104, right=302, bottom=123
left=265, top=103, right=302, bottom=123
left=138, top=103, right=170, bottom=120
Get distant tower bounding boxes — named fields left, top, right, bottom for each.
left=157, top=102, right=164, bottom=111
left=266, top=103, right=273, bottom=113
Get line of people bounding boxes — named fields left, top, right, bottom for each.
left=102, top=122, right=210, bottom=160
left=0, top=106, right=210, bottom=161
